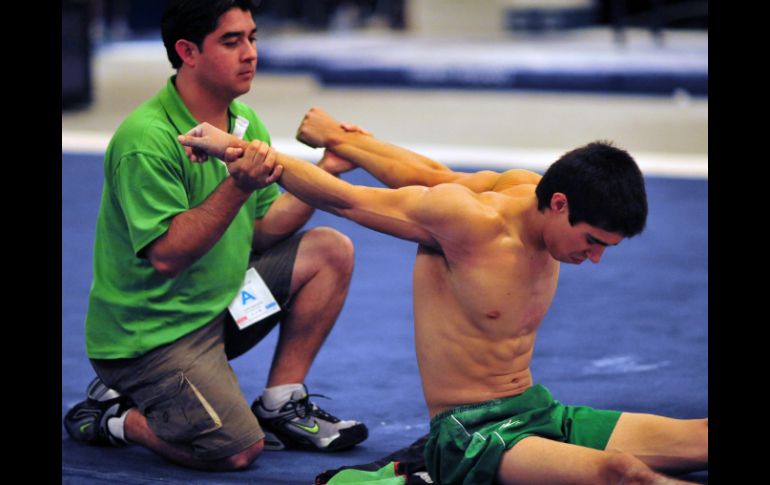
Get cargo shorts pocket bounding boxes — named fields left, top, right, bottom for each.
left=135, top=371, right=223, bottom=444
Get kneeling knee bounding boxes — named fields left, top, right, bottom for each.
left=221, top=439, right=264, bottom=471
left=307, top=227, right=354, bottom=271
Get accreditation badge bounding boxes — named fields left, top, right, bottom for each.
left=227, top=268, right=281, bottom=330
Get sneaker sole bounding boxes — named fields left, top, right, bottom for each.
left=261, top=431, right=287, bottom=451
left=262, top=423, right=368, bottom=452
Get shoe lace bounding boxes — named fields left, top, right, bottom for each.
left=293, top=393, right=340, bottom=423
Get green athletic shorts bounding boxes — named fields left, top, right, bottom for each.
left=424, top=384, right=621, bottom=485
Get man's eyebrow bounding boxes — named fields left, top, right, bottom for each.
left=219, top=28, right=257, bottom=40
left=586, top=234, right=616, bottom=247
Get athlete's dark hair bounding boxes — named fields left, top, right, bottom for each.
left=535, top=141, right=648, bottom=237
left=161, top=0, right=260, bottom=69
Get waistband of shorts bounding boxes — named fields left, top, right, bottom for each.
left=429, top=384, right=547, bottom=426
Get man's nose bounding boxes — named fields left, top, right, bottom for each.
left=242, top=41, right=257, bottom=61
left=588, top=245, right=605, bottom=264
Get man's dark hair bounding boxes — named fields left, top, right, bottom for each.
left=535, top=141, right=648, bottom=237
left=161, top=0, right=259, bottom=69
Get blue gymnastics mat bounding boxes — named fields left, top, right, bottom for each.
left=257, top=32, right=707, bottom=96
left=62, top=153, right=707, bottom=484
left=99, top=31, right=707, bottom=97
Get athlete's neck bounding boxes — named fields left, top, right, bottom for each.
left=519, top=196, right=549, bottom=252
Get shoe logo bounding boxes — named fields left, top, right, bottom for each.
left=79, top=422, right=92, bottom=433
left=290, top=420, right=320, bottom=434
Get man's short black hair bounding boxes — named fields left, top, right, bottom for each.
left=535, top=141, right=648, bottom=237
left=161, top=0, right=260, bottom=69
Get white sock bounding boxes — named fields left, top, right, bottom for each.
left=261, top=383, right=306, bottom=410
left=107, top=408, right=130, bottom=443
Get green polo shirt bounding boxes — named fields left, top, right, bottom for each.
left=85, top=76, right=280, bottom=359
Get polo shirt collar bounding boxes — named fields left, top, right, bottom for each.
left=158, top=75, right=235, bottom=135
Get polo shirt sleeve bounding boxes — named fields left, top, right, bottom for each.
left=112, top=151, right=189, bottom=256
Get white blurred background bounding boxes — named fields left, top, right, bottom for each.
left=62, top=0, right=707, bottom=176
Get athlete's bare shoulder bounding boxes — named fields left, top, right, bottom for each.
left=492, top=169, right=542, bottom=192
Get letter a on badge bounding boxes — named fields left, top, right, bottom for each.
left=241, top=290, right=256, bottom=305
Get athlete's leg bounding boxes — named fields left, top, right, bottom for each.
left=605, top=413, right=708, bottom=474
left=496, top=436, right=696, bottom=485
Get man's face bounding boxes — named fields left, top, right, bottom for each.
left=548, top=221, right=624, bottom=265
left=543, top=196, right=624, bottom=265
left=195, top=8, right=257, bottom=99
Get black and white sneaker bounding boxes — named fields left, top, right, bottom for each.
left=63, top=377, right=134, bottom=447
left=252, top=385, right=368, bottom=452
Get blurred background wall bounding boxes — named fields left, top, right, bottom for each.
left=62, top=0, right=707, bottom=175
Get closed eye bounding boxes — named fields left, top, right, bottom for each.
left=586, top=234, right=614, bottom=247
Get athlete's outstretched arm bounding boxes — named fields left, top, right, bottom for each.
left=270, top=145, right=501, bottom=251
left=296, top=107, right=499, bottom=190
left=180, top=133, right=499, bottom=251
left=178, top=119, right=469, bottom=188
left=296, top=107, right=542, bottom=192
left=178, top=119, right=541, bottom=195
left=296, top=107, right=461, bottom=186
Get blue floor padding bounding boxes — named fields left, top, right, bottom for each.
left=62, top=153, right=707, bottom=483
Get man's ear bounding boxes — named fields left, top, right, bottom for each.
left=175, top=39, right=199, bottom=67
left=550, top=192, right=568, bottom=213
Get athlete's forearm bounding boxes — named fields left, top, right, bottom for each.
left=326, top=131, right=504, bottom=193
left=327, top=132, right=458, bottom=188
left=298, top=107, right=452, bottom=186
left=249, top=145, right=359, bottom=251
left=274, top=152, right=357, bottom=216
left=274, top=151, right=436, bottom=246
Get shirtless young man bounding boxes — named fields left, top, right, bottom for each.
left=178, top=116, right=708, bottom=485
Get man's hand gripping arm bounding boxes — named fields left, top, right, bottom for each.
left=178, top=123, right=354, bottom=251
left=146, top=138, right=281, bottom=278
left=180, top=129, right=498, bottom=251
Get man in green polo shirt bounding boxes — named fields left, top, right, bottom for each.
left=63, top=0, right=368, bottom=471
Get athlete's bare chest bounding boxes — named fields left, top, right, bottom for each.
left=415, top=246, right=558, bottom=334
